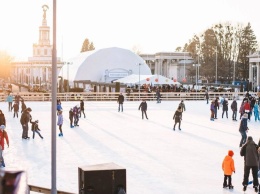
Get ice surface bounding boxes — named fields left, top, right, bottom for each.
left=1, top=99, right=260, bottom=194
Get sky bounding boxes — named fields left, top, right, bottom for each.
left=0, top=0, right=260, bottom=61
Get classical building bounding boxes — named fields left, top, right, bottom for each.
left=10, top=5, right=63, bottom=91
left=140, top=52, right=194, bottom=82
left=248, top=51, right=260, bottom=91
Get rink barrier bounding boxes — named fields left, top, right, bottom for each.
left=0, top=92, right=255, bottom=102
left=28, top=184, right=75, bottom=194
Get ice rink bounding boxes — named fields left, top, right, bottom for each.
left=2, top=98, right=260, bottom=194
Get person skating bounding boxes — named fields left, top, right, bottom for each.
left=69, top=108, right=74, bottom=128
left=138, top=99, right=148, bottom=120
left=0, top=125, right=9, bottom=167
left=6, top=93, right=13, bottom=112
left=210, top=100, right=215, bottom=121
left=30, top=119, right=43, bottom=139
left=253, top=103, right=260, bottom=121
left=179, top=100, right=186, bottom=112
left=156, top=88, right=161, bottom=103
left=57, top=110, right=63, bottom=136
left=173, top=106, right=182, bottom=130
left=20, top=107, right=32, bottom=139
left=0, top=110, right=6, bottom=127
left=214, top=97, right=219, bottom=119
left=117, top=93, right=124, bottom=112
left=240, top=136, right=259, bottom=192
left=222, top=98, right=228, bottom=118
left=230, top=98, right=237, bottom=121
left=14, top=93, right=22, bottom=106
left=12, top=102, right=19, bottom=118
left=73, top=105, right=79, bottom=126
left=204, top=91, right=209, bottom=104
left=244, top=99, right=251, bottom=121
left=21, top=100, right=27, bottom=113
left=239, top=113, right=249, bottom=148
left=80, top=100, right=86, bottom=118
left=222, top=150, right=235, bottom=189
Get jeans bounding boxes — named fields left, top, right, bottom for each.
left=232, top=111, right=237, bottom=120
left=141, top=110, right=148, bottom=119
left=214, top=108, right=218, bottom=118
left=240, top=131, right=247, bottom=147
left=118, top=104, right=123, bottom=112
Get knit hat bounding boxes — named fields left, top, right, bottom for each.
left=248, top=136, right=253, bottom=141
left=228, top=150, right=234, bottom=157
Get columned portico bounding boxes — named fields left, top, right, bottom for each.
left=248, top=51, right=260, bottom=91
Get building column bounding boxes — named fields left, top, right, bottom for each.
left=249, top=63, right=253, bottom=82
left=257, top=62, right=260, bottom=89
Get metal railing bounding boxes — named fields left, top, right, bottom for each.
left=0, top=92, right=254, bottom=102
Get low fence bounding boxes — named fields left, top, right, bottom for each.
left=28, top=184, right=75, bottom=194
left=0, top=92, right=255, bottom=102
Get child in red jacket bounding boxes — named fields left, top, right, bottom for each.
left=222, top=150, right=235, bottom=189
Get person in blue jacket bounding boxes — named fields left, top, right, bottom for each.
left=6, top=93, right=13, bottom=112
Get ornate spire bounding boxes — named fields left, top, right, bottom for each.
left=42, top=4, right=49, bottom=26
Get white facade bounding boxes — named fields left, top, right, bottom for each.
left=11, top=5, right=62, bottom=90
left=140, top=52, right=194, bottom=82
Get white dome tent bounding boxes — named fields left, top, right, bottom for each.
left=59, top=47, right=152, bottom=89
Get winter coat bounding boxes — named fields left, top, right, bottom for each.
left=210, top=103, right=215, bottom=111
left=20, top=111, right=31, bottom=125
left=231, top=100, right=237, bottom=111
left=117, top=94, right=124, bottom=104
left=239, top=118, right=248, bottom=132
left=222, top=99, right=228, bottom=111
left=0, top=113, right=6, bottom=126
left=21, top=102, right=27, bottom=113
left=138, top=101, right=147, bottom=111
left=57, top=114, right=63, bottom=126
left=14, top=95, right=22, bottom=104
left=222, top=155, right=235, bottom=175
left=204, top=92, right=209, bottom=99
left=239, top=102, right=245, bottom=114
left=6, top=95, right=13, bottom=103
left=69, top=110, right=74, bottom=119
left=57, top=103, right=62, bottom=111
left=0, top=130, right=9, bottom=150
left=80, top=101, right=84, bottom=110
left=173, top=110, right=182, bottom=122
left=244, top=102, right=251, bottom=112
left=240, top=140, right=259, bottom=166
left=214, top=99, right=219, bottom=109
left=12, top=103, right=19, bottom=112
left=30, top=121, right=40, bottom=131
left=179, top=102, right=186, bottom=112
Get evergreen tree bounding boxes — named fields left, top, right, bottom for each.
left=80, top=38, right=95, bottom=52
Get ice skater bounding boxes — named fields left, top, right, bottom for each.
left=6, top=93, right=13, bottom=112
left=253, top=103, right=260, bottom=121
left=210, top=100, right=215, bottom=121
left=173, top=106, right=182, bottom=130
left=57, top=110, right=63, bottom=136
left=80, top=100, right=86, bottom=118
left=117, top=93, right=124, bottom=112
left=230, top=98, right=237, bottom=121
left=30, top=119, right=43, bottom=139
left=239, top=113, right=249, bottom=148
left=69, top=108, right=74, bottom=128
left=222, top=150, right=235, bottom=189
left=222, top=97, right=228, bottom=118
left=73, top=105, right=79, bottom=126
left=0, top=125, right=9, bottom=167
left=138, top=99, right=148, bottom=120
left=12, top=102, right=19, bottom=118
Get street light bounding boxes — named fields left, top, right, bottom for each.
left=252, top=65, right=256, bottom=92
left=193, top=64, right=201, bottom=99
left=138, top=63, right=142, bottom=100
left=215, top=45, right=218, bottom=84
left=65, top=62, right=73, bottom=92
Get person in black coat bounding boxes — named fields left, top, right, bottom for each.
left=240, top=136, right=259, bottom=192
left=80, top=100, right=86, bottom=118
left=0, top=110, right=6, bottom=127
left=117, top=93, right=124, bottom=112
left=173, top=106, right=182, bottom=130
left=138, top=99, right=148, bottom=119
left=204, top=91, right=209, bottom=104
left=214, top=97, right=219, bottom=119
left=231, top=99, right=238, bottom=121
left=222, top=98, right=228, bottom=118
left=21, top=100, right=27, bottom=113
left=30, top=119, right=43, bottom=139
left=69, top=108, right=74, bottom=128
left=12, top=102, right=19, bottom=118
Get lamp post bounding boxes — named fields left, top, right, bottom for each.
left=65, top=62, right=73, bottom=92
left=138, top=63, right=141, bottom=100
left=252, top=65, right=256, bottom=92
left=193, top=64, right=201, bottom=99
left=215, top=46, right=218, bottom=84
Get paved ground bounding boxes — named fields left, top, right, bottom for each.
left=1, top=99, right=260, bottom=194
